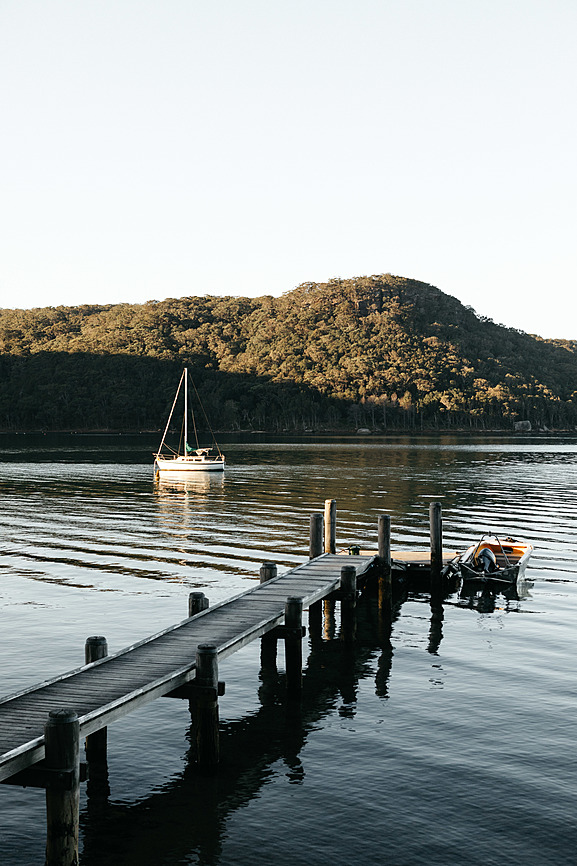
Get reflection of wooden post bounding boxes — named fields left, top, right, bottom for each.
left=309, top=513, right=324, bottom=559
left=323, top=597, right=336, bottom=640
left=430, top=502, right=443, bottom=589
left=45, top=709, right=80, bottom=866
left=324, top=499, right=336, bottom=553
left=285, top=597, right=303, bottom=699
left=84, top=636, right=108, bottom=765
left=189, top=592, right=209, bottom=617
left=340, top=565, right=357, bottom=644
left=193, top=644, right=220, bottom=767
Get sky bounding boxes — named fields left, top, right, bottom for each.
left=1, top=0, right=575, bottom=339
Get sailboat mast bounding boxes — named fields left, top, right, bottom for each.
left=184, top=368, right=188, bottom=449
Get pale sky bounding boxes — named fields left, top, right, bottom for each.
left=1, top=0, right=575, bottom=338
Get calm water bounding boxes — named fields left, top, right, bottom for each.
left=1, top=433, right=577, bottom=865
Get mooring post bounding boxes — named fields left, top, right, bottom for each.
left=193, top=644, right=220, bottom=767
left=378, top=514, right=393, bottom=617
left=259, top=562, right=278, bottom=583
left=324, top=499, right=336, bottom=553
left=429, top=501, right=443, bottom=588
left=309, top=512, right=324, bottom=559
left=260, top=562, right=279, bottom=667
left=309, top=513, right=324, bottom=633
left=45, top=709, right=80, bottom=866
left=189, top=591, right=209, bottom=617
left=285, top=597, right=304, bottom=699
left=84, top=636, right=108, bottom=769
left=340, top=565, right=357, bottom=644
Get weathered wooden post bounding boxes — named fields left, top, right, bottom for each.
left=284, top=597, right=304, bottom=699
left=259, top=562, right=277, bottom=583
left=309, top=512, right=324, bottom=559
left=45, top=709, right=80, bottom=866
left=189, top=592, right=209, bottom=617
left=378, top=515, right=392, bottom=618
left=324, top=499, right=336, bottom=553
left=430, top=501, right=443, bottom=589
left=260, top=562, right=278, bottom=668
left=192, top=644, right=220, bottom=767
left=84, top=636, right=108, bottom=767
left=309, top=514, right=324, bottom=635
left=339, top=565, right=357, bottom=644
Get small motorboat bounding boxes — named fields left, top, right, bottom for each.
left=456, top=535, right=533, bottom=584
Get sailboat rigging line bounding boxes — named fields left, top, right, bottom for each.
left=189, top=375, right=223, bottom=457
left=157, top=369, right=185, bottom=454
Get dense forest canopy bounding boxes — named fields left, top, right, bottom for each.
left=1, top=274, right=576, bottom=432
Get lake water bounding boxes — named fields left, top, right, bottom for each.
left=0, top=433, right=576, bottom=865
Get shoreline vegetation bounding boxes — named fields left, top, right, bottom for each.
left=1, top=274, right=576, bottom=434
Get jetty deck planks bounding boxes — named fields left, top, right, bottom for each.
left=0, top=552, right=376, bottom=781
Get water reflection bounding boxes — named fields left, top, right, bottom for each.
left=154, top=471, right=225, bottom=496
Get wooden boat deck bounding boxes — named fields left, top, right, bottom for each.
left=0, top=553, right=376, bottom=783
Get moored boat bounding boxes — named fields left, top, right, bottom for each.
left=456, top=535, right=533, bottom=583
left=154, top=368, right=225, bottom=474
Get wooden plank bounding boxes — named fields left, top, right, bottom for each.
left=0, top=554, right=377, bottom=781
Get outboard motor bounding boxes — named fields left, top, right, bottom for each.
left=476, top=547, right=497, bottom=573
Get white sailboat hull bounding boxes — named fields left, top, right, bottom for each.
left=154, top=455, right=225, bottom=473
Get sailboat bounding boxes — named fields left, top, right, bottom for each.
left=153, top=368, right=225, bottom=473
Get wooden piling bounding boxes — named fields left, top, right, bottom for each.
left=378, top=515, right=391, bottom=567
left=259, top=562, right=278, bottom=584
left=45, top=709, right=80, bottom=866
left=309, top=512, right=324, bottom=559
left=340, top=565, right=357, bottom=644
left=192, top=644, right=220, bottom=767
left=429, top=501, right=443, bottom=587
left=324, top=499, right=336, bottom=554
left=189, top=592, right=209, bottom=617
left=378, top=515, right=393, bottom=618
left=84, top=636, right=108, bottom=766
left=260, top=562, right=279, bottom=666
left=309, top=514, right=324, bottom=629
left=284, top=597, right=304, bottom=699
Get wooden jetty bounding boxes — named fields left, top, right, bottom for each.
left=0, top=500, right=449, bottom=864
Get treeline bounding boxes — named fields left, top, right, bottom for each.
left=1, top=274, right=576, bottom=432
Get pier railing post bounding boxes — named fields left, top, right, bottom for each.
left=189, top=592, right=209, bottom=617
left=193, top=644, right=220, bottom=767
left=45, top=709, right=80, bottom=866
left=285, top=597, right=304, bottom=699
left=324, top=499, right=336, bottom=554
left=429, top=501, right=443, bottom=589
left=309, top=513, right=324, bottom=559
left=340, top=565, right=357, bottom=644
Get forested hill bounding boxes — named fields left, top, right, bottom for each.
left=1, top=274, right=576, bottom=432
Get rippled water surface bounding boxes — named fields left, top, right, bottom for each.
left=1, top=433, right=577, bottom=865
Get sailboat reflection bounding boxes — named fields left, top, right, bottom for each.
left=154, top=470, right=225, bottom=496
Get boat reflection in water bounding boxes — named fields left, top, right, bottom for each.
left=154, top=470, right=225, bottom=494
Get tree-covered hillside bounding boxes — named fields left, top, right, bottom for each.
left=1, top=274, right=575, bottom=432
